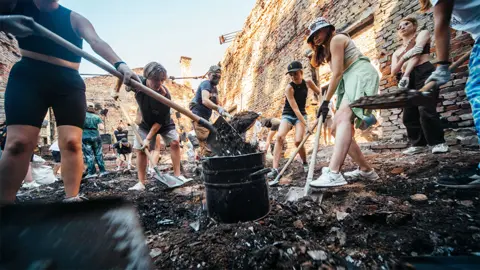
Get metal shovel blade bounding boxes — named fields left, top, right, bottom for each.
left=206, top=116, right=247, bottom=156
left=350, top=89, right=436, bottom=110
left=153, top=169, right=185, bottom=188
left=0, top=198, right=153, bottom=269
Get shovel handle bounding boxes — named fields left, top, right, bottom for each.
left=419, top=50, right=471, bottom=92
left=30, top=21, right=215, bottom=133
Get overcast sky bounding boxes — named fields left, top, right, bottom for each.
left=61, top=0, right=256, bottom=87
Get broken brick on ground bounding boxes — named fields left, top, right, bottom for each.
left=17, top=145, right=480, bottom=269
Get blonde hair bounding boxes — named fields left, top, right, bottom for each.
left=400, top=16, right=418, bottom=30
left=419, top=0, right=432, bottom=13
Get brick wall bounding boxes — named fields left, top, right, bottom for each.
left=220, top=0, right=474, bottom=153
left=0, top=32, right=21, bottom=122
left=84, top=68, right=194, bottom=140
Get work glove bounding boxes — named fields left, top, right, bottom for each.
left=218, top=107, right=232, bottom=119
left=317, top=101, right=330, bottom=123
left=425, top=64, right=451, bottom=86
left=401, top=45, right=424, bottom=61
left=140, top=139, right=151, bottom=151
left=0, top=15, right=35, bottom=38
left=117, top=63, right=141, bottom=86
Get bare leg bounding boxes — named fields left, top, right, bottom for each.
left=23, top=163, right=33, bottom=183
left=272, top=120, right=292, bottom=169
left=294, top=121, right=307, bottom=163
left=347, top=139, right=373, bottom=171
left=136, top=150, right=148, bottom=185
left=265, top=130, right=276, bottom=154
left=0, top=125, right=39, bottom=202
left=169, top=140, right=181, bottom=176
left=58, top=126, right=83, bottom=198
left=329, top=101, right=354, bottom=172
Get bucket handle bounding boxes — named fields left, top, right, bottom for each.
left=249, top=168, right=271, bottom=179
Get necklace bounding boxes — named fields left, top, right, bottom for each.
left=401, top=36, right=415, bottom=54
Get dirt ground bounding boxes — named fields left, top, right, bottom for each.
left=17, top=145, right=480, bottom=269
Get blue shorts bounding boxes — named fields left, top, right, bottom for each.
left=282, top=114, right=307, bottom=126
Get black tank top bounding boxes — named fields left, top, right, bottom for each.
left=282, top=80, right=308, bottom=116
left=11, top=1, right=83, bottom=63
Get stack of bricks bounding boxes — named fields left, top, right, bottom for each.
left=220, top=0, right=474, bottom=155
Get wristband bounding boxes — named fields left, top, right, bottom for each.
left=436, top=61, right=451, bottom=65
left=114, top=61, right=126, bottom=70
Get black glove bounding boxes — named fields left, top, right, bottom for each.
left=317, top=101, right=330, bottom=122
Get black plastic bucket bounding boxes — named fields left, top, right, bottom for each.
left=202, top=152, right=270, bottom=223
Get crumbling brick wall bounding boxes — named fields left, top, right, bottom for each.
left=84, top=69, right=194, bottom=141
left=220, top=0, right=474, bottom=153
left=0, top=32, right=21, bottom=122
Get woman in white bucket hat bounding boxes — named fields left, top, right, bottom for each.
left=307, top=17, right=380, bottom=188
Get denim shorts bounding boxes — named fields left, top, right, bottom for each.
left=282, top=114, right=308, bottom=126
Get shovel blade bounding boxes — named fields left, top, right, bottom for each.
left=0, top=198, right=153, bottom=269
left=153, top=172, right=185, bottom=188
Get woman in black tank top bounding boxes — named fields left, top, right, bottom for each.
left=267, top=61, right=321, bottom=179
left=0, top=0, right=140, bottom=203
left=392, top=17, right=447, bottom=155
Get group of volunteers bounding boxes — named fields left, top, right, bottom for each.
left=0, top=0, right=479, bottom=203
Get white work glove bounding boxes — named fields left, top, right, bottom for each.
left=141, top=139, right=151, bottom=151
left=0, top=15, right=35, bottom=38
left=425, top=64, right=451, bottom=86
left=117, top=63, right=141, bottom=86
left=217, top=107, right=232, bottom=118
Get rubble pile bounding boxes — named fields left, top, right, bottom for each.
left=17, top=148, right=480, bottom=269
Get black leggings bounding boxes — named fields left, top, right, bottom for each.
left=5, top=57, right=86, bottom=128
left=403, top=61, right=445, bottom=146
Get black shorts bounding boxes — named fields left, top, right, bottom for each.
left=52, top=151, right=61, bottom=163
left=408, top=61, right=436, bottom=90
left=5, top=57, right=86, bottom=128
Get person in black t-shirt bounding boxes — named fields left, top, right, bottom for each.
left=114, top=125, right=128, bottom=142
left=113, top=138, right=133, bottom=170
left=126, top=62, right=186, bottom=191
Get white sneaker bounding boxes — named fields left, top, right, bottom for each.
left=128, top=182, right=145, bottom=191
left=344, top=168, right=379, bottom=181
left=310, top=167, right=347, bottom=188
left=63, top=195, right=88, bottom=202
left=22, top=181, right=40, bottom=189
left=83, top=174, right=98, bottom=180
left=402, top=146, right=426, bottom=155
left=432, top=143, right=449, bottom=154
left=177, top=175, right=193, bottom=183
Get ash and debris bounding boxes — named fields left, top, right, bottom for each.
left=17, top=146, right=480, bottom=269
left=229, top=111, right=260, bottom=134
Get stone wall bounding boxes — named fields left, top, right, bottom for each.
left=220, top=0, right=474, bottom=153
left=0, top=32, right=21, bottom=122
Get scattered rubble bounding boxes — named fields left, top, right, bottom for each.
left=16, top=147, right=480, bottom=269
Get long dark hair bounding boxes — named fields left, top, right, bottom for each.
left=308, top=26, right=335, bottom=68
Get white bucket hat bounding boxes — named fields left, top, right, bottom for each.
left=306, top=17, right=335, bottom=43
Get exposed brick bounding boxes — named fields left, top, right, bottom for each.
left=443, top=100, right=455, bottom=106
left=447, top=116, right=460, bottom=122
left=446, top=105, right=460, bottom=111
left=460, top=113, right=473, bottom=120
left=458, top=120, right=474, bottom=127
left=453, top=78, right=467, bottom=85
left=440, top=92, right=457, bottom=100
